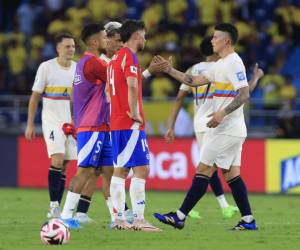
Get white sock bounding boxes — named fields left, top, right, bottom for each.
left=50, top=201, right=59, bottom=207
left=216, top=194, right=229, bottom=209
left=110, top=176, right=125, bottom=220
left=242, top=215, right=254, bottom=223
left=176, top=210, right=186, bottom=220
left=106, top=196, right=115, bottom=222
left=130, top=177, right=146, bottom=220
left=61, top=191, right=80, bottom=219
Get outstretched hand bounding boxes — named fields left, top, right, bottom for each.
left=148, top=55, right=171, bottom=74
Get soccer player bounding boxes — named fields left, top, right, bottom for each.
left=107, top=19, right=167, bottom=231
left=154, top=23, right=261, bottom=230
left=165, top=37, right=238, bottom=219
left=73, top=21, right=169, bottom=226
left=60, top=23, right=112, bottom=229
left=25, top=33, right=77, bottom=219
left=166, top=37, right=263, bottom=220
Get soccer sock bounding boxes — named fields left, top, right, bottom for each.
left=216, top=195, right=229, bottom=209
left=227, top=176, right=253, bottom=220
left=48, top=166, right=62, bottom=203
left=76, top=195, right=91, bottom=214
left=61, top=191, right=81, bottom=219
left=110, top=176, right=125, bottom=220
left=106, top=196, right=115, bottom=222
left=58, top=173, right=66, bottom=205
left=130, top=177, right=146, bottom=220
left=178, top=174, right=210, bottom=217
left=210, top=171, right=225, bottom=197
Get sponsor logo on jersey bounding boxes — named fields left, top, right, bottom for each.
left=281, top=155, right=300, bottom=192
left=236, top=71, right=246, bottom=81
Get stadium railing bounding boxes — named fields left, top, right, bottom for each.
left=0, top=95, right=299, bottom=137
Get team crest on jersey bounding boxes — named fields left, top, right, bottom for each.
left=130, top=66, right=137, bottom=74
left=236, top=71, right=246, bottom=81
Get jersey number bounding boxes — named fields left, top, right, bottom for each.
left=108, top=65, right=115, bottom=96
left=49, top=131, right=54, bottom=141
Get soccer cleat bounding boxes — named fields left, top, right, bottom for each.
left=131, top=219, right=162, bottom=232
left=188, top=209, right=202, bottom=219
left=47, top=206, right=61, bottom=219
left=153, top=212, right=185, bottom=230
left=61, top=218, right=81, bottom=229
left=111, top=219, right=132, bottom=230
left=124, top=209, right=134, bottom=224
left=232, top=219, right=258, bottom=231
left=222, top=205, right=239, bottom=219
left=74, top=213, right=94, bottom=225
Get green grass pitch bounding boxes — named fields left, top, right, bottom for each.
left=0, top=188, right=299, bottom=250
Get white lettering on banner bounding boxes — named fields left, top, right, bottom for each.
left=191, top=140, right=200, bottom=168
left=282, top=156, right=300, bottom=192
left=149, top=151, right=187, bottom=179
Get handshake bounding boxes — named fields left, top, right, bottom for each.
left=148, top=55, right=172, bottom=74
left=62, top=123, right=77, bottom=140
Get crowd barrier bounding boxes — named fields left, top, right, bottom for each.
left=0, top=136, right=299, bottom=193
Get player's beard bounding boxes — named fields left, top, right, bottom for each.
left=98, top=47, right=106, bottom=54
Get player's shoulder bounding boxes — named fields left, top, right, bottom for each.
left=226, top=52, right=244, bottom=65
left=39, top=58, right=56, bottom=68
left=191, top=61, right=214, bottom=75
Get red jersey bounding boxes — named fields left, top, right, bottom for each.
left=107, top=47, right=145, bottom=131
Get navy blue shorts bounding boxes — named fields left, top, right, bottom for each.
left=77, top=131, right=113, bottom=168
left=110, top=130, right=150, bottom=168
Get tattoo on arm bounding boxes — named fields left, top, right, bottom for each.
left=168, top=68, right=208, bottom=87
left=183, top=74, right=193, bottom=85
left=224, top=87, right=250, bottom=115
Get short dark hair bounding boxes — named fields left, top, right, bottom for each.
left=214, top=23, right=238, bottom=45
left=81, top=23, right=105, bottom=43
left=54, top=33, right=74, bottom=46
left=120, top=19, right=145, bottom=43
left=200, top=36, right=213, bottom=57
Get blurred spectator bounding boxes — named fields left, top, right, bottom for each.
left=16, top=0, right=43, bottom=37
left=150, top=75, right=174, bottom=99
left=279, top=75, right=297, bottom=105
left=259, top=65, right=285, bottom=110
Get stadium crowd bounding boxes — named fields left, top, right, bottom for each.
left=0, top=0, right=299, bottom=137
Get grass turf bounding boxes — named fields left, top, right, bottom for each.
left=0, top=188, right=299, bottom=250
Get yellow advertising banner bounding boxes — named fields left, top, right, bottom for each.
left=266, top=139, right=300, bottom=193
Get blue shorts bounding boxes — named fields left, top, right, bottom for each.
left=110, top=130, right=150, bottom=168
left=77, top=131, right=113, bottom=168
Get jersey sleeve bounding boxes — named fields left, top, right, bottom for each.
left=83, top=57, right=107, bottom=85
left=180, top=67, right=193, bottom=92
left=32, top=62, right=47, bottom=93
left=226, top=61, right=248, bottom=90
left=124, top=51, right=139, bottom=78
left=201, top=63, right=215, bottom=82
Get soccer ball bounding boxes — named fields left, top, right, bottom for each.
left=40, top=218, right=70, bottom=245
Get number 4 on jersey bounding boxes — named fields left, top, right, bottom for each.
left=49, top=131, right=54, bottom=141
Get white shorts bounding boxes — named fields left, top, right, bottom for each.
left=200, top=133, right=244, bottom=170
left=43, top=126, right=77, bottom=160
